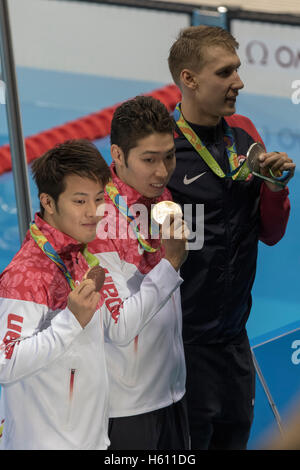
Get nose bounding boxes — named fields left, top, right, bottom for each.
left=233, top=71, right=244, bottom=91
left=85, top=200, right=98, bottom=217
left=155, top=161, right=169, bottom=179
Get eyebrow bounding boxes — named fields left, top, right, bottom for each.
left=141, top=146, right=176, bottom=156
left=72, top=191, right=104, bottom=196
left=217, top=61, right=241, bottom=73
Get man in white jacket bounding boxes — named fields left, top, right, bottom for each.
left=0, top=139, right=187, bottom=450
left=92, top=96, right=190, bottom=449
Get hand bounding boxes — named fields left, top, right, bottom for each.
left=67, top=279, right=100, bottom=328
left=161, top=214, right=189, bottom=271
left=259, top=151, right=296, bottom=192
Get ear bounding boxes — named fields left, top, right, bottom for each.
left=40, top=193, right=56, bottom=216
left=180, top=69, right=198, bottom=90
left=111, top=144, right=125, bottom=167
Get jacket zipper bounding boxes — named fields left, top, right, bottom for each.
left=66, top=368, right=76, bottom=426
left=222, top=180, right=232, bottom=313
left=69, top=368, right=76, bottom=401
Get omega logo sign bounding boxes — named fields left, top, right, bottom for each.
left=246, top=40, right=300, bottom=68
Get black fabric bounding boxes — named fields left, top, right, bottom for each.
left=168, top=116, right=262, bottom=344
left=184, top=333, right=256, bottom=450
left=108, top=396, right=190, bottom=450
left=167, top=115, right=262, bottom=450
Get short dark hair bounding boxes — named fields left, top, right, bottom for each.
left=168, top=25, right=239, bottom=87
left=110, top=95, right=175, bottom=163
left=31, top=139, right=110, bottom=215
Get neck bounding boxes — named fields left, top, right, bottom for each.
left=42, top=211, right=55, bottom=229
left=113, top=164, right=130, bottom=190
left=113, top=164, right=153, bottom=201
left=114, top=163, right=130, bottom=187
left=180, top=98, right=221, bottom=127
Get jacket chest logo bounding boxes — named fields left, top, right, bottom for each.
left=183, top=172, right=206, bottom=185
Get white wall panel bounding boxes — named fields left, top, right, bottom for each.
left=8, top=0, right=190, bottom=83
left=232, top=20, right=300, bottom=99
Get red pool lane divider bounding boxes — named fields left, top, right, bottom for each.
left=0, top=84, right=181, bottom=175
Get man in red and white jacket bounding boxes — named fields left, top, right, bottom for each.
left=0, top=139, right=186, bottom=450
left=91, top=96, right=190, bottom=450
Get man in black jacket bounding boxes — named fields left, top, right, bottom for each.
left=167, top=25, right=295, bottom=450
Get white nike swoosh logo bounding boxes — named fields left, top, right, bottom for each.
left=183, top=172, right=206, bottom=185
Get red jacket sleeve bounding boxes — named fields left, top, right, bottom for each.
left=259, top=183, right=290, bottom=246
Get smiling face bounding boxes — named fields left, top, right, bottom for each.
left=181, top=45, right=244, bottom=126
left=111, top=132, right=176, bottom=198
left=41, top=174, right=105, bottom=243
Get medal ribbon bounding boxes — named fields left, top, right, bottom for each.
left=105, top=180, right=159, bottom=253
left=174, top=103, right=251, bottom=181
left=30, top=222, right=99, bottom=290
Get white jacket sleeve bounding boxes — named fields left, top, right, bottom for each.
left=95, top=251, right=183, bottom=346
left=0, top=298, right=82, bottom=384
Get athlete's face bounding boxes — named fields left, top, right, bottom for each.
left=41, top=174, right=105, bottom=243
left=184, top=46, right=244, bottom=124
left=112, top=132, right=176, bottom=199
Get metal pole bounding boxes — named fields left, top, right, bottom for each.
left=251, top=349, right=285, bottom=438
left=0, top=0, right=32, bottom=243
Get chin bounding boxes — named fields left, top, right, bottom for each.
left=224, top=104, right=236, bottom=116
left=149, top=187, right=165, bottom=198
left=86, top=234, right=97, bottom=243
left=78, top=232, right=97, bottom=244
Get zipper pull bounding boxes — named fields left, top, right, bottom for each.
left=69, top=368, right=76, bottom=401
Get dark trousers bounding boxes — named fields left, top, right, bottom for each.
left=108, top=396, right=190, bottom=450
left=184, top=333, right=255, bottom=450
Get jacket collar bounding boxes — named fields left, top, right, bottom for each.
left=30, top=213, right=84, bottom=256
left=108, top=163, right=171, bottom=207
left=185, top=118, right=224, bottom=145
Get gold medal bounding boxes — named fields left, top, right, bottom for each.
left=152, top=201, right=183, bottom=225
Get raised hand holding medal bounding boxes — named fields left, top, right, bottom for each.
left=246, top=142, right=295, bottom=188
left=152, top=201, right=189, bottom=271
